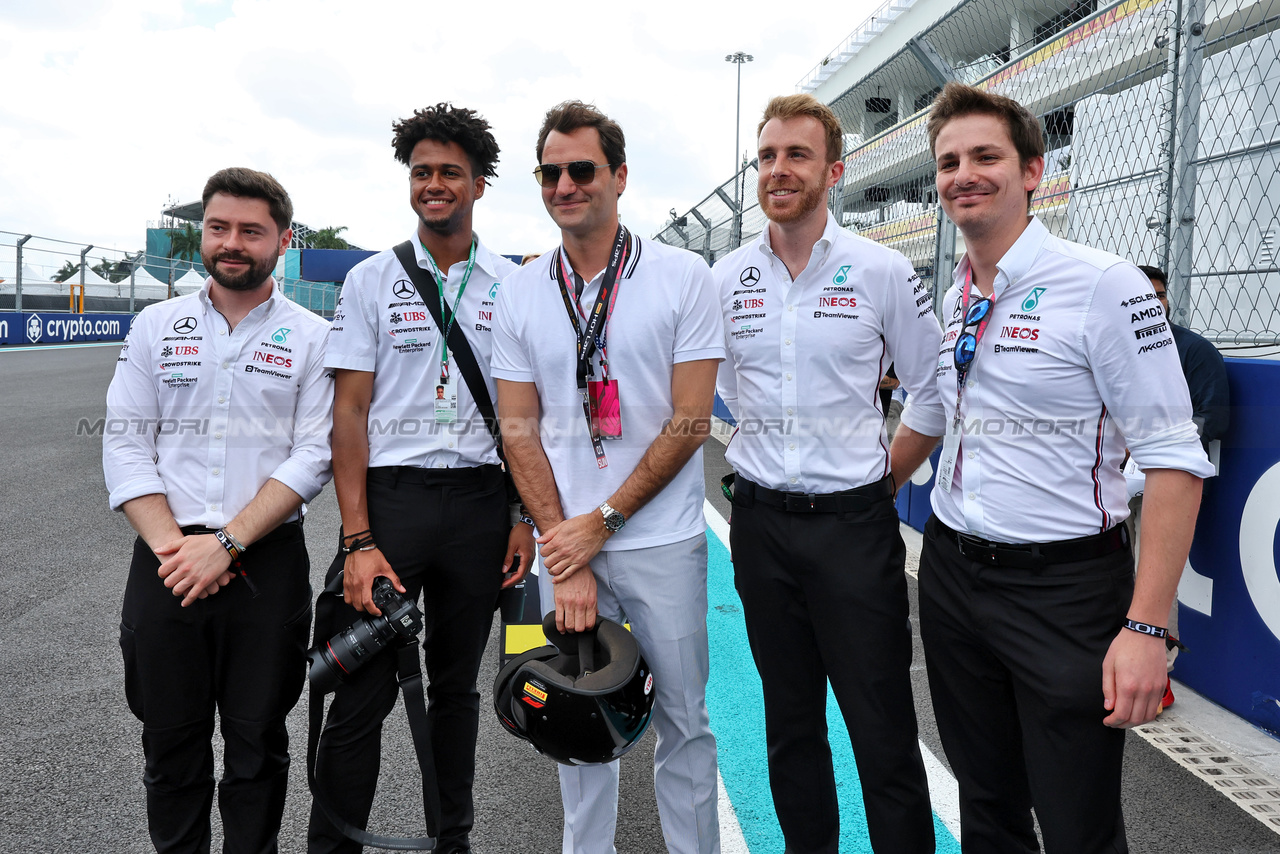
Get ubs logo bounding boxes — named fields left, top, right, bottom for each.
left=739, top=267, right=761, bottom=288
left=173, top=316, right=197, bottom=335
left=393, top=280, right=416, bottom=300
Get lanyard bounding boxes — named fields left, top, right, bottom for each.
left=952, top=266, right=995, bottom=428
left=420, top=239, right=477, bottom=382
left=554, top=224, right=630, bottom=467
left=554, top=224, right=629, bottom=389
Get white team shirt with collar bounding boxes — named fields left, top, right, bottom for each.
left=491, top=234, right=725, bottom=551
left=903, top=216, right=1214, bottom=543
left=104, top=278, right=334, bottom=527
left=324, top=234, right=517, bottom=469
left=715, top=210, right=945, bottom=493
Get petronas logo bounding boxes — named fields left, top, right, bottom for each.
left=1021, top=288, right=1046, bottom=312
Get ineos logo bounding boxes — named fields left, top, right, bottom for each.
left=173, top=317, right=197, bottom=335
left=393, top=280, right=416, bottom=300
left=739, top=267, right=761, bottom=287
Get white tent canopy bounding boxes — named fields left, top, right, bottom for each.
left=126, top=266, right=172, bottom=301
left=173, top=268, right=207, bottom=296
left=7, top=265, right=62, bottom=295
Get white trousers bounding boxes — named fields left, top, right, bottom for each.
left=538, top=534, right=721, bottom=854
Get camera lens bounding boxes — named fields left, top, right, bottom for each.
left=307, top=578, right=425, bottom=693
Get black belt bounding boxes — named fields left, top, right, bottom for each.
left=180, top=519, right=302, bottom=544
left=370, top=463, right=502, bottom=485
left=734, top=475, right=893, bottom=513
left=934, top=518, right=1129, bottom=569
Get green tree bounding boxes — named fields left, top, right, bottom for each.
left=52, top=261, right=78, bottom=282
left=307, top=226, right=350, bottom=250
left=92, top=257, right=128, bottom=283
left=167, top=222, right=203, bottom=262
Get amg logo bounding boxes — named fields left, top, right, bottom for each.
left=1134, top=322, right=1168, bottom=340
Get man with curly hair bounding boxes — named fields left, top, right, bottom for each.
left=309, top=104, right=534, bottom=854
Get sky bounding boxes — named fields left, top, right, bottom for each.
left=0, top=0, right=880, bottom=269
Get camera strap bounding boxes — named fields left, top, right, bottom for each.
left=306, top=574, right=443, bottom=851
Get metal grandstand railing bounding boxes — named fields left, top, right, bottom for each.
left=0, top=230, right=337, bottom=318
left=655, top=0, right=1280, bottom=346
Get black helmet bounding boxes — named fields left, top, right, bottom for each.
left=494, top=613, right=655, bottom=765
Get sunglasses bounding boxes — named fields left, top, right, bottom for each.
left=953, top=296, right=993, bottom=373
left=533, top=160, right=610, bottom=188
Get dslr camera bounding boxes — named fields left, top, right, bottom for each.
left=308, top=576, right=423, bottom=693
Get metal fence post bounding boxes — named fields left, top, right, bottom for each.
left=690, top=209, right=713, bottom=265
left=15, top=234, right=31, bottom=312
left=1168, top=0, right=1204, bottom=327
left=932, top=211, right=956, bottom=310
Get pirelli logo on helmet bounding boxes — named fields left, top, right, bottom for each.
left=522, top=680, right=548, bottom=708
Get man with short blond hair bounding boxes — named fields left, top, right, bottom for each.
left=715, top=93, right=942, bottom=853
left=908, top=81, right=1213, bottom=852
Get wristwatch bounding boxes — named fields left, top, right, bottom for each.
left=599, top=501, right=626, bottom=533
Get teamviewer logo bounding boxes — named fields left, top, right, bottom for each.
left=26, top=315, right=42, bottom=343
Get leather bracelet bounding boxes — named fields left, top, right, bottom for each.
left=340, top=533, right=376, bottom=555
left=1123, top=618, right=1168, bottom=639
left=215, top=528, right=243, bottom=562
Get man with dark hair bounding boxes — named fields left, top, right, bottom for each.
left=309, top=103, right=534, bottom=854
left=493, top=100, right=723, bottom=854
left=1128, top=264, right=1230, bottom=707
left=906, top=81, right=1214, bottom=852
left=715, top=92, right=940, bottom=854
left=105, top=167, right=333, bottom=853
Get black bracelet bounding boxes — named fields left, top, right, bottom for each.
left=215, top=528, right=243, bottom=562
left=1123, top=618, right=1168, bottom=639
left=340, top=532, right=377, bottom=555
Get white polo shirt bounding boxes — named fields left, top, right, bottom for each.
left=104, top=279, right=334, bottom=527
left=715, top=210, right=945, bottom=492
left=491, top=234, right=725, bottom=550
left=904, top=216, right=1214, bottom=543
left=324, top=234, right=517, bottom=469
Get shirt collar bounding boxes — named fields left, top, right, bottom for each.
left=757, top=209, right=840, bottom=263
left=413, top=231, right=504, bottom=281
left=953, top=215, right=1050, bottom=296
left=196, top=276, right=281, bottom=315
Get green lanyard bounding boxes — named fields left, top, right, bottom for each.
left=420, top=239, right=476, bottom=383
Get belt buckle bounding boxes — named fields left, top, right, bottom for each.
left=957, top=533, right=1001, bottom=566
left=783, top=492, right=818, bottom=512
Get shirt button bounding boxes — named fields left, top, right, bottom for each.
left=785, top=338, right=792, bottom=345
left=218, top=396, right=226, bottom=404
left=787, top=408, right=794, bottom=415
left=214, top=432, right=223, bottom=439
left=788, top=305, right=795, bottom=312
left=967, top=380, right=976, bottom=388
left=209, top=503, right=218, bottom=511
left=790, top=477, right=798, bottom=484
left=967, top=451, right=976, bottom=459
left=448, top=442, right=455, bottom=448
left=786, top=373, right=792, bottom=381
left=967, top=492, right=976, bottom=500
left=223, top=362, right=230, bottom=369
left=219, top=330, right=226, bottom=336
left=789, top=443, right=796, bottom=450
left=212, top=468, right=220, bottom=475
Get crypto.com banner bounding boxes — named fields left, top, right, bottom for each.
left=0, top=312, right=132, bottom=345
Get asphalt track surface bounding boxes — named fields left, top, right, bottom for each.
left=2, top=342, right=1278, bottom=853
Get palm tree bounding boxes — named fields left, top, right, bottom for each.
left=92, top=257, right=128, bottom=283
left=52, top=261, right=78, bottom=283
left=167, top=223, right=203, bottom=262
left=307, top=226, right=350, bottom=250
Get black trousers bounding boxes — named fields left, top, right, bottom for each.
left=119, top=523, right=313, bottom=854
left=918, top=514, right=1134, bottom=854
left=308, top=465, right=508, bottom=854
left=730, top=482, right=935, bottom=854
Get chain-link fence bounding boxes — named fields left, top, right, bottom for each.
left=655, top=0, right=1280, bottom=345
left=0, top=230, right=338, bottom=317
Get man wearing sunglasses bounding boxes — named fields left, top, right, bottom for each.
left=492, top=100, right=723, bottom=854
left=310, top=104, right=535, bottom=854
left=713, top=93, right=943, bottom=854
left=905, top=82, right=1214, bottom=853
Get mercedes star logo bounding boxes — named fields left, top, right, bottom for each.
left=393, top=280, right=416, bottom=300
left=173, top=316, right=197, bottom=335
left=739, top=267, right=761, bottom=287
